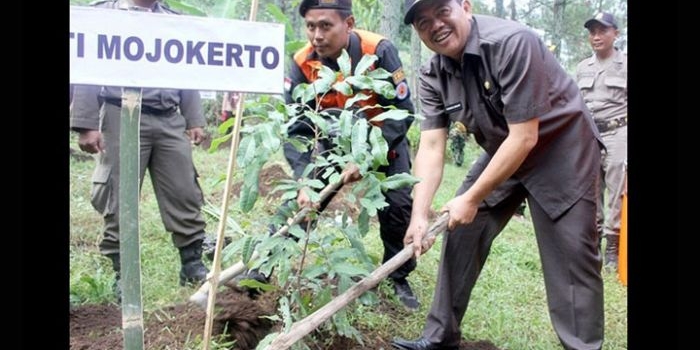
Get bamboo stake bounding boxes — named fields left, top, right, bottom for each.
left=119, top=87, right=145, bottom=350
left=265, top=213, right=450, bottom=350
left=201, top=2, right=260, bottom=349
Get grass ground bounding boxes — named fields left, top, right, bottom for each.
left=69, top=133, right=628, bottom=349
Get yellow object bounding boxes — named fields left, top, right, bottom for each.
left=618, top=187, right=628, bottom=286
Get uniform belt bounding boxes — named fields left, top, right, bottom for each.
left=104, top=98, right=177, bottom=116
left=595, top=115, right=627, bottom=133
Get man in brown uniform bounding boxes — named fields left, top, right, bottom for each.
left=575, top=12, right=627, bottom=270
left=392, top=1, right=605, bottom=349
left=70, top=0, right=210, bottom=299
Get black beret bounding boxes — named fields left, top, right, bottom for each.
left=299, top=0, right=352, bottom=17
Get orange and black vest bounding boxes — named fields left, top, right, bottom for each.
left=293, top=29, right=386, bottom=122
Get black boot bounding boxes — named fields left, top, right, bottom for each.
left=179, top=239, right=210, bottom=286
left=604, top=234, right=619, bottom=270
left=392, top=277, right=420, bottom=311
left=202, top=235, right=233, bottom=261
left=106, top=253, right=121, bottom=302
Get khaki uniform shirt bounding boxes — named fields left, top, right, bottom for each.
left=575, top=49, right=628, bottom=122
left=418, top=15, right=602, bottom=219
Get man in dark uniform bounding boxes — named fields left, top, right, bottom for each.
left=279, top=0, right=419, bottom=310
left=70, top=0, right=211, bottom=299
left=392, top=1, right=605, bottom=349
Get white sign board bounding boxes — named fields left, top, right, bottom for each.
left=69, top=6, right=285, bottom=94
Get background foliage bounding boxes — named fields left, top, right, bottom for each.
left=69, top=1, right=628, bottom=348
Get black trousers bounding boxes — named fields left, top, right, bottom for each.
left=422, top=153, right=604, bottom=350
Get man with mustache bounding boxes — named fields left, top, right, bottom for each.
left=575, top=12, right=627, bottom=271
left=392, top=1, right=605, bottom=349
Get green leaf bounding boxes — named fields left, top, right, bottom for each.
left=241, top=236, right=254, bottom=265
left=345, top=75, right=374, bottom=90
left=344, top=93, right=371, bottom=110
left=304, top=179, right=326, bottom=189
left=302, top=265, right=327, bottom=280
left=329, top=248, right=360, bottom=261
left=350, top=119, right=369, bottom=160
left=332, top=262, right=369, bottom=277
left=207, top=133, right=231, bottom=154
left=370, top=108, right=409, bottom=122
left=292, top=83, right=316, bottom=105
left=217, top=117, right=235, bottom=134
left=239, top=165, right=260, bottom=212
left=301, top=186, right=321, bottom=203
left=366, top=67, right=392, bottom=80
left=258, top=122, right=281, bottom=151
left=371, top=79, right=396, bottom=99
left=236, top=278, right=275, bottom=292
left=354, top=54, right=378, bottom=76
left=236, top=135, right=257, bottom=167
left=333, top=80, right=353, bottom=96
left=279, top=297, right=293, bottom=333
left=381, top=173, right=421, bottom=191
left=358, top=208, right=369, bottom=236
left=164, top=0, right=207, bottom=16
left=337, top=49, right=352, bottom=77
left=368, top=127, right=389, bottom=168
left=312, top=65, right=337, bottom=95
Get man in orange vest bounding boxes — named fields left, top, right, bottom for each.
left=282, top=0, right=419, bottom=310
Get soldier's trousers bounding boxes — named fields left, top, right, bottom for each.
left=597, top=125, right=627, bottom=239
left=90, top=103, right=207, bottom=255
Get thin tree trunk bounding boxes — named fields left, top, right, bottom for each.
left=410, top=32, right=422, bottom=113
left=551, top=0, right=566, bottom=60
left=495, top=0, right=505, bottom=18
left=379, top=0, right=400, bottom=40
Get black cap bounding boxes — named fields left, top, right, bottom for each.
left=403, top=0, right=434, bottom=25
left=584, top=12, right=618, bottom=29
left=299, top=0, right=352, bottom=17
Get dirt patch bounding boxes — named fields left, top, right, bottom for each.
left=70, top=287, right=277, bottom=350
left=70, top=285, right=502, bottom=350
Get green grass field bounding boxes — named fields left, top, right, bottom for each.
left=69, top=133, right=628, bottom=349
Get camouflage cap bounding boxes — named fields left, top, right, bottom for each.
left=299, top=0, right=352, bottom=17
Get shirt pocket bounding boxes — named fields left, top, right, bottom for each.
left=578, top=75, right=595, bottom=91
left=604, top=75, right=627, bottom=90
